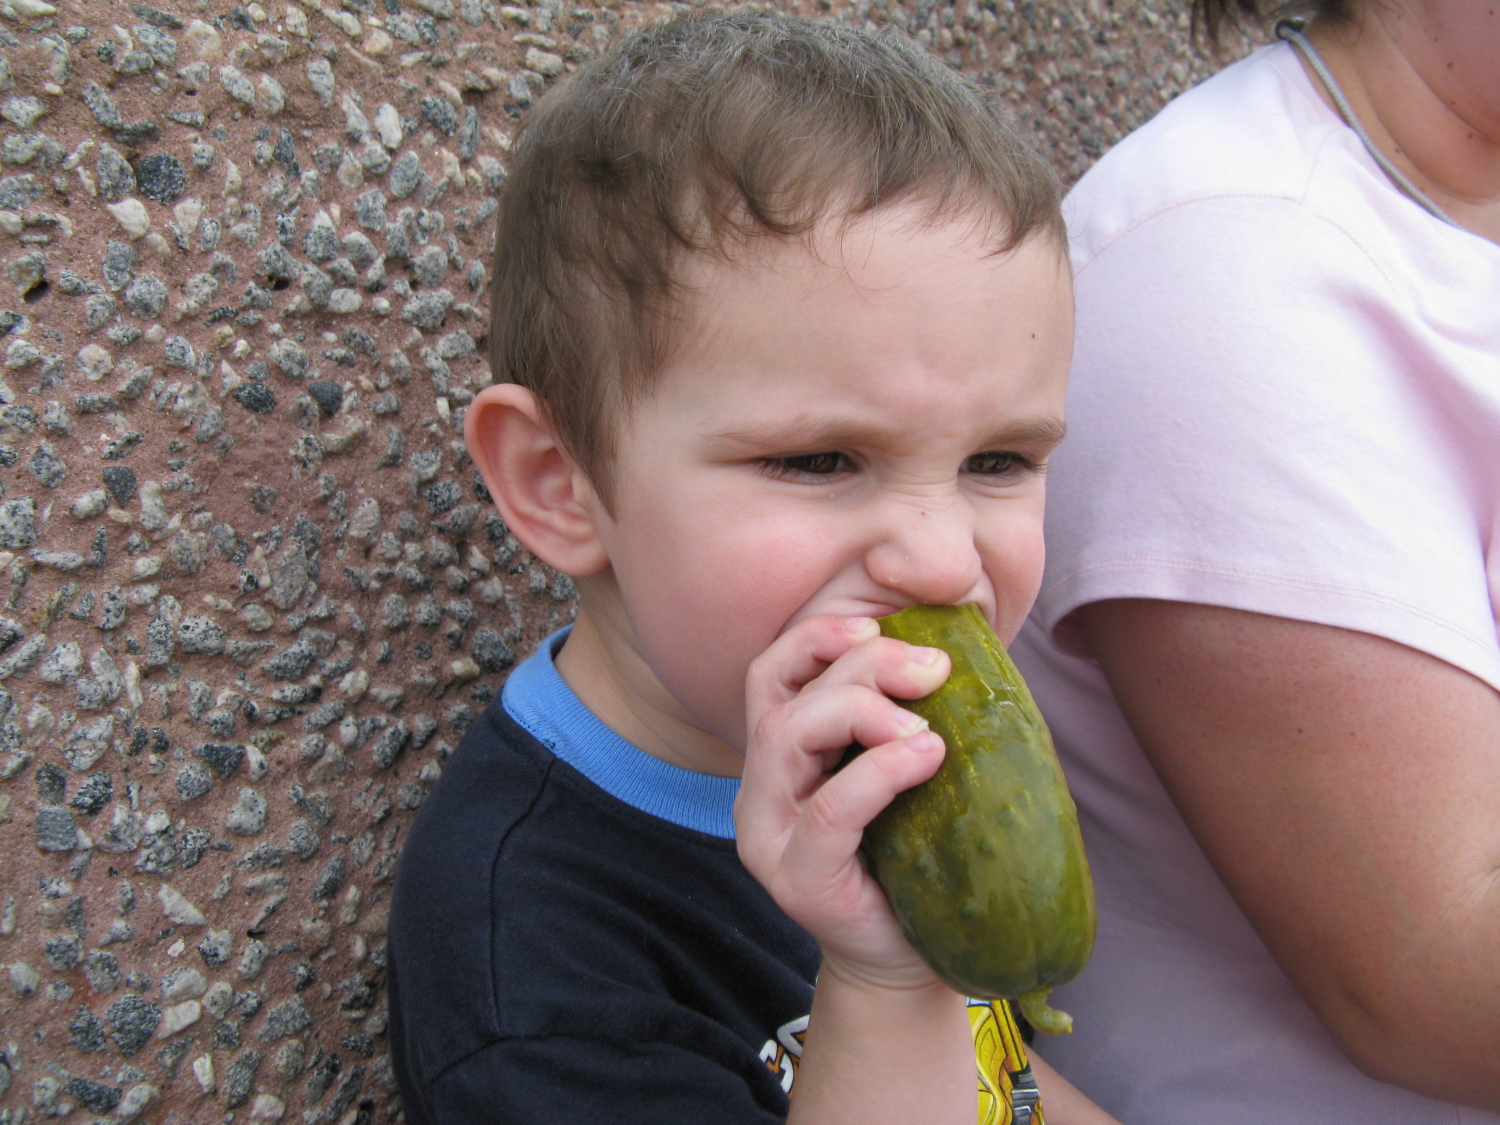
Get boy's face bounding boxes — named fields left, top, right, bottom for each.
left=579, top=202, right=1072, bottom=755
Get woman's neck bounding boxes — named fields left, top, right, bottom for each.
left=1304, top=8, right=1500, bottom=244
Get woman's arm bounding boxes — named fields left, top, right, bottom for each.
left=1077, top=598, right=1500, bottom=1111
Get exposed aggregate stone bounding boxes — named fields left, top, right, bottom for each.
left=0, top=0, right=1235, bottom=1121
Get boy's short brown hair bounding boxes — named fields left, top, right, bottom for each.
left=486, top=11, right=1063, bottom=500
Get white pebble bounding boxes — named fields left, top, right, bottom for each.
left=192, top=1054, right=215, bottom=1093
left=107, top=199, right=150, bottom=239
left=249, top=1093, right=286, bottom=1120
left=157, top=1000, right=202, bottom=1037
left=157, top=884, right=207, bottom=927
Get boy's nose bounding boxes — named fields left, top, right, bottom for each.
left=862, top=501, right=983, bottom=607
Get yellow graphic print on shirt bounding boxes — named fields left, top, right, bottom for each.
left=969, top=998, right=1043, bottom=1125
left=758, top=1000, right=1042, bottom=1123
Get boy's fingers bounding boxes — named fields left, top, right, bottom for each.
left=736, top=686, right=935, bottom=853
left=775, top=733, right=946, bottom=892
left=746, top=615, right=880, bottom=715
left=800, top=635, right=952, bottom=703
left=750, top=684, right=932, bottom=789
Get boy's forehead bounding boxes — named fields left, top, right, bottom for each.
left=630, top=218, right=1071, bottom=439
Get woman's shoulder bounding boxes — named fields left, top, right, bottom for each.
left=1064, top=44, right=1343, bottom=263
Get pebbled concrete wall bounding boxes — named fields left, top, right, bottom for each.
left=0, top=1, right=1243, bottom=1122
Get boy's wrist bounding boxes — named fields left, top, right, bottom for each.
left=816, top=951, right=956, bottom=1003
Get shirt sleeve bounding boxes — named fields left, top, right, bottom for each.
left=427, top=1035, right=792, bottom=1125
left=1036, top=194, right=1500, bottom=689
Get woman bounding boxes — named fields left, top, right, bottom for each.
left=1009, top=2, right=1500, bottom=1122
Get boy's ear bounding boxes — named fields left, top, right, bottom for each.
left=465, top=384, right=611, bottom=578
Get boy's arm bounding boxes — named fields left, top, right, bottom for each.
left=736, top=615, right=1120, bottom=1125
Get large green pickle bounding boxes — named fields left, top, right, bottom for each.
left=863, top=604, right=1095, bottom=1033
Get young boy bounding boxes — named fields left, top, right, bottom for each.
left=389, top=13, right=1112, bottom=1124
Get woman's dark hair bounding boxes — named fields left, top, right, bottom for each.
left=1191, top=1, right=1355, bottom=49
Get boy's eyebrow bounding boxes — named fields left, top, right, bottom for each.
left=706, top=416, right=1068, bottom=451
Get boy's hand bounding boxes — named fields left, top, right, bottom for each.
left=735, top=614, right=953, bottom=991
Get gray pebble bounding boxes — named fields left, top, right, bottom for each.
left=27, top=443, right=66, bottom=487
left=168, top=530, right=206, bottom=575
left=197, top=742, right=245, bottom=777
left=135, top=153, right=185, bottom=205
left=38, top=641, right=83, bottom=683
left=131, top=24, right=178, bottom=66
left=70, top=770, right=112, bottom=815
left=225, top=787, right=268, bottom=836
left=379, top=592, right=411, bottom=631
left=102, top=465, right=137, bottom=505
left=307, top=58, right=336, bottom=106
left=420, top=95, right=460, bottom=136
left=36, top=804, right=78, bottom=850
left=106, top=994, right=161, bottom=1055
left=219, top=65, right=255, bottom=106
left=46, top=932, right=83, bottom=970
left=307, top=380, right=343, bottom=416
left=84, top=293, right=116, bottom=331
left=302, top=217, right=338, bottom=262
left=402, top=290, right=454, bottom=330
left=0, top=496, right=34, bottom=548
left=0, top=175, right=41, bottom=214
left=388, top=151, right=422, bottom=199
left=1, top=95, right=44, bottom=130
left=269, top=338, right=309, bottom=379
left=311, top=853, right=347, bottom=900
left=174, top=762, right=212, bottom=801
left=123, top=275, right=166, bottom=318
left=460, top=104, right=479, bottom=160
left=100, top=587, right=127, bottom=630
left=238, top=938, right=269, bottom=981
left=232, top=381, right=276, bottom=414
left=64, top=1076, right=121, bottom=1114
left=162, top=335, right=195, bottom=368
left=472, top=629, right=514, bottom=673
left=96, top=144, right=135, bottom=202
left=177, top=615, right=225, bottom=654
left=262, top=639, right=317, bottom=680
left=260, top=242, right=299, bottom=281
left=411, top=244, right=448, bottom=288
left=355, top=188, right=387, bottom=230
left=145, top=618, right=174, bottom=666
left=285, top=819, right=320, bottom=859
left=102, top=240, right=136, bottom=290
left=300, top=264, right=333, bottom=306
left=197, top=929, right=233, bottom=968
left=85, top=949, right=122, bottom=993
left=71, top=1005, right=109, bottom=1050
left=342, top=230, right=378, bottom=267
left=82, top=82, right=123, bottom=130
left=221, top=1049, right=262, bottom=1108
left=257, top=995, right=312, bottom=1042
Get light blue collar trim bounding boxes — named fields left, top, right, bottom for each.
left=502, top=628, right=740, bottom=840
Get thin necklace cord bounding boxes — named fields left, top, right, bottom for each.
left=1275, top=19, right=1463, bottom=229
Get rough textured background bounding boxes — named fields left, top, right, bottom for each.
left=0, top=1, right=1247, bottom=1122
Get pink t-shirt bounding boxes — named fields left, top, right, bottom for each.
left=1011, top=43, right=1500, bottom=1125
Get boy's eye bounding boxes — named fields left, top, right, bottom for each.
left=964, top=451, right=1032, bottom=476
left=766, top=452, right=852, bottom=476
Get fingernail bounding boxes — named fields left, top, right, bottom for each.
left=844, top=616, right=878, bottom=636
left=909, top=730, right=943, bottom=754
left=897, top=712, right=930, bottom=737
left=913, top=646, right=943, bottom=666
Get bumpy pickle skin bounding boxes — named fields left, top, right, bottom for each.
left=862, top=604, right=1096, bottom=1032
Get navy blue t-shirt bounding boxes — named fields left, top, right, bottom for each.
left=388, top=633, right=820, bottom=1124
left=389, top=632, right=1043, bottom=1124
